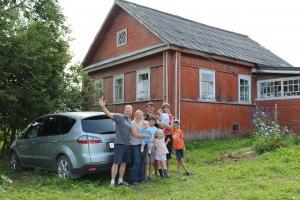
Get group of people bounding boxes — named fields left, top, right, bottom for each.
left=98, top=97, right=190, bottom=187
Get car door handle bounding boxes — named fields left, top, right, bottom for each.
left=31, top=141, right=37, bottom=144
left=50, top=140, right=58, bottom=143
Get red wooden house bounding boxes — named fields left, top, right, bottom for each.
left=82, top=0, right=300, bottom=139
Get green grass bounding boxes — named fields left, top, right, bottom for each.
left=1, top=138, right=300, bottom=200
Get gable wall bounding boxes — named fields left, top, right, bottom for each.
left=86, top=6, right=162, bottom=66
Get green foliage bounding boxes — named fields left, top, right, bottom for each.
left=0, top=0, right=93, bottom=156
left=251, top=108, right=298, bottom=154
left=0, top=138, right=299, bottom=199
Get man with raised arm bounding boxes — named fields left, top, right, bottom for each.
left=98, top=97, right=149, bottom=186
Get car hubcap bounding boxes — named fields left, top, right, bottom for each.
left=57, top=159, right=70, bottom=178
left=10, top=153, right=17, bottom=171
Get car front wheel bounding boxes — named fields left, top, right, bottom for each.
left=10, top=151, right=21, bottom=172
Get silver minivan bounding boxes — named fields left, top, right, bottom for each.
left=9, top=112, right=115, bottom=178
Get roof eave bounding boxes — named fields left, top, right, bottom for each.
left=252, top=68, right=300, bottom=75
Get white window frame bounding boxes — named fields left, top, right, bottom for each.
left=136, top=68, right=151, bottom=100
left=116, top=28, right=127, bottom=47
left=257, top=76, right=300, bottom=101
left=113, top=74, right=124, bottom=103
left=238, top=75, right=251, bottom=104
left=199, top=68, right=216, bottom=101
left=94, top=79, right=104, bottom=105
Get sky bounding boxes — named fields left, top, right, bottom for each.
left=59, top=0, right=300, bottom=67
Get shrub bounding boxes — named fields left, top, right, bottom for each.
left=251, top=108, right=298, bottom=154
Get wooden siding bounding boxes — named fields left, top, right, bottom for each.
left=89, top=54, right=164, bottom=111
left=181, top=101, right=253, bottom=139
left=180, top=53, right=254, bottom=103
left=86, top=6, right=162, bottom=66
left=179, top=53, right=255, bottom=138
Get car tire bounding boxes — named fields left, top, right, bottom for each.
left=10, top=151, right=22, bottom=172
left=57, top=155, right=78, bottom=179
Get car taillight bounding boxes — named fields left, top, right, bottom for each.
left=77, top=135, right=102, bottom=144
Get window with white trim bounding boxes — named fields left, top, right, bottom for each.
left=257, top=77, right=300, bottom=100
left=238, top=75, right=251, bottom=103
left=199, top=69, right=215, bottom=100
left=136, top=69, right=150, bottom=100
left=94, top=79, right=104, bottom=104
left=116, top=29, right=127, bottom=47
left=113, top=75, right=124, bottom=102
left=283, top=79, right=300, bottom=96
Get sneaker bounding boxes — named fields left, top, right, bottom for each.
left=118, top=181, right=129, bottom=186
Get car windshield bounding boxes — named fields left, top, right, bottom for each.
left=81, top=116, right=115, bottom=134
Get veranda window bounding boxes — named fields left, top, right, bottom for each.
left=257, top=77, right=300, bottom=100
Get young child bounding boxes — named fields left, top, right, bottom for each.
left=172, top=119, right=190, bottom=176
left=154, top=129, right=169, bottom=178
left=145, top=114, right=158, bottom=180
left=140, top=121, right=151, bottom=153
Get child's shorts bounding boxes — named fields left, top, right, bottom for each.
left=155, top=154, right=167, bottom=161
left=149, top=150, right=155, bottom=164
left=175, top=149, right=184, bottom=161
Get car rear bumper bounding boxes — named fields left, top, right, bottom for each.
left=72, top=162, right=112, bottom=176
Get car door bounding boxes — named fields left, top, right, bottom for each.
left=16, top=119, right=42, bottom=167
left=35, top=115, right=61, bottom=169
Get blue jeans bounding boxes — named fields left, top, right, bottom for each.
left=131, top=144, right=148, bottom=183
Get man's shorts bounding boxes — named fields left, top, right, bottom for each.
left=175, top=149, right=184, bottom=161
left=113, top=144, right=131, bottom=164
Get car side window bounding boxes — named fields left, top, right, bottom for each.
left=22, top=121, right=43, bottom=139
left=39, top=116, right=60, bottom=137
left=59, top=116, right=76, bottom=135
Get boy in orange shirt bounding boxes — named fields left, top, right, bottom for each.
left=172, top=119, right=191, bottom=176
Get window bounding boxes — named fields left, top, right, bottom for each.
left=283, top=79, right=300, bottom=96
left=136, top=69, right=150, bottom=100
left=40, top=116, right=60, bottom=137
left=82, top=116, right=115, bottom=135
left=22, top=120, right=43, bottom=139
left=199, top=69, right=215, bottom=100
left=116, top=28, right=127, bottom=47
left=60, top=116, right=76, bottom=135
left=94, top=79, right=104, bottom=104
left=238, top=75, right=251, bottom=103
left=113, top=74, right=124, bottom=103
left=257, top=77, right=300, bottom=100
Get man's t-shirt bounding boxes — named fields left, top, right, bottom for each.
left=112, top=114, right=131, bottom=145
left=172, top=129, right=184, bottom=149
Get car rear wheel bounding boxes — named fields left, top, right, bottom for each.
left=57, top=155, right=76, bottom=179
left=10, top=151, right=22, bottom=172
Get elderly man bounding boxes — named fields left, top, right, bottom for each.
left=99, top=97, right=149, bottom=186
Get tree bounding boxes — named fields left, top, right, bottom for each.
left=0, top=0, right=92, bottom=156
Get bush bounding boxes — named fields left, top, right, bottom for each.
left=251, top=108, right=298, bottom=154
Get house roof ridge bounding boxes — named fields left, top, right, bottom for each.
left=116, top=0, right=249, bottom=38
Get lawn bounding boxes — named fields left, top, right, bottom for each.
left=0, top=138, right=299, bottom=200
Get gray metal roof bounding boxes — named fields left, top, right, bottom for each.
left=116, top=0, right=294, bottom=68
